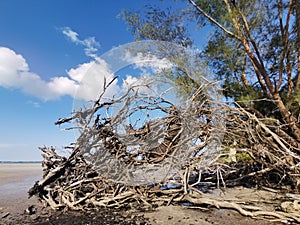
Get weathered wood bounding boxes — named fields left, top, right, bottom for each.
left=29, top=77, right=300, bottom=223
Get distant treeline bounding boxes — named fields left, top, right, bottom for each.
left=0, top=161, right=42, bottom=164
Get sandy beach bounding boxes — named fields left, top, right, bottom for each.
left=0, top=163, right=42, bottom=222
left=0, top=163, right=283, bottom=225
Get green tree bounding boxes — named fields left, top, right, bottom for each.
left=122, top=0, right=300, bottom=145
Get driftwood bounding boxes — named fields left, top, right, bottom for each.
left=29, top=76, right=300, bottom=224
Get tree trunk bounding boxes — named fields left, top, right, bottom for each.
left=189, top=0, right=300, bottom=143
left=273, top=92, right=300, bottom=141
left=295, top=0, right=300, bottom=90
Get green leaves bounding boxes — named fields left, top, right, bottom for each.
left=121, top=6, right=193, bottom=47
left=122, top=0, right=300, bottom=129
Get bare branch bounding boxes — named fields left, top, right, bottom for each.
left=188, top=0, right=241, bottom=40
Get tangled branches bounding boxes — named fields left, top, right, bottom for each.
left=29, top=77, right=300, bottom=223
left=219, top=106, right=300, bottom=189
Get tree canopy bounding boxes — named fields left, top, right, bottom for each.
left=122, top=0, right=300, bottom=145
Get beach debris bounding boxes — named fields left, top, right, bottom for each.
left=25, top=205, right=36, bottom=215
left=280, top=201, right=300, bottom=213
left=28, top=77, right=300, bottom=223
left=1, top=212, right=10, bottom=218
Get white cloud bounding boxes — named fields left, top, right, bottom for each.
left=0, top=31, right=175, bottom=103
left=0, top=46, right=119, bottom=101
left=120, top=50, right=175, bottom=96
left=61, top=27, right=78, bottom=43
left=61, top=27, right=100, bottom=58
left=122, top=75, right=139, bottom=87
left=123, top=51, right=173, bottom=73
left=27, top=100, right=41, bottom=108
left=69, top=58, right=120, bottom=101
left=0, top=47, right=78, bottom=100
left=0, top=47, right=28, bottom=87
left=47, top=76, right=78, bottom=96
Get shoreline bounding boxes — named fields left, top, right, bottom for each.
left=0, top=163, right=283, bottom=225
left=0, top=163, right=42, bottom=185
left=0, top=163, right=42, bottom=222
left=0, top=162, right=42, bottom=163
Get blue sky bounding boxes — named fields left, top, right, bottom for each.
left=0, top=0, right=208, bottom=161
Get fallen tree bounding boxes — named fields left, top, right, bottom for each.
left=29, top=76, right=300, bottom=223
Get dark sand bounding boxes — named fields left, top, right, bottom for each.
left=0, top=164, right=283, bottom=225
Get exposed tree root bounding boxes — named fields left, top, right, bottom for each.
left=29, top=77, right=300, bottom=224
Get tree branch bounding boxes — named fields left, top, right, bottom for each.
left=295, top=0, right=300, bottom=90
left=188, top=0, right=240, bottom=40
left=275, top=0, right=293, bottom=92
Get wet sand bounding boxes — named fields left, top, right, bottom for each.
left=0, top=164, right=42, bottom=219
left=0, top=164, right=282, bottom=225
left=0, top=163, right=42, bottom=185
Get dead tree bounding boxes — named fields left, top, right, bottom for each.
left=29, top=76, right=300, bottom=223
